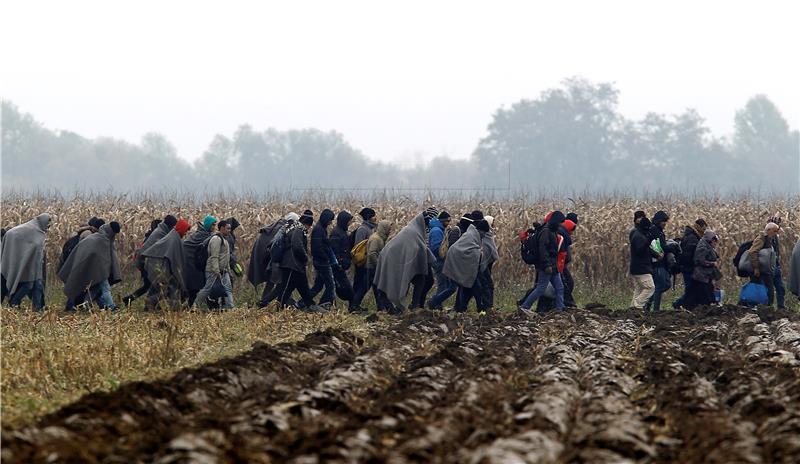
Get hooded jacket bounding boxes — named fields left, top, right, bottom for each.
left=1, top=213, right=50, bottom=295
left=311, top=209, right=336, bottom=268
left=224, top=217, right=240, bottom=268
left=428, top=217, right=446, bottom=260
left=366, top=220, right=391, bottom=269
left=142, top=228, right=187, bottom=292
left=330, top=211, right=354, bottom=270
left=58, top=223, right=122, bottom=299
left=679, top=225, right=703, bottom=272
left=789, top=238, right=800, bottom=296
left=374, top=214, right=436, bottom=307
left=630, top=219, right=655, bottom=276
left=692, top=232, right=720, bottom=284
left=537, top=211, right=565, bottom=270
left=443, top=225, right=483, bottom=288
left=280, top=222, right=310, bottom=273
left=649, top=211, right=669, bottom=267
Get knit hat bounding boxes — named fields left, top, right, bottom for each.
left=87, top=217, right=105, bottom=229
left=424, top=207, right=440, bottom=220
left=202, top=215, right=218, bottom=232
left=652, top=211, right=670, bottom=224
left=634, top=210, right=647, bottom=222
left=163, top=215, right=178, bottom=229
left=437, top=210, right=451, bottom=220
left=474, top=219, right=490, bottom=232
left=300, top=210, right=314, bottom=226
left=359, top=208, right=376, bottom=221
left=566, top=212, right=579, bottom=224
left=484, top=215, right=494, bottom=228
left=768, top=213, right=782, bottom=225
left=765, top=222, right=780, bottom=233
left=471, top=210, right=485, bottom=221
left=284, top=212, right=300, bottom=222
left=110, top=221, right=121, bottom=234
left=175, top=219, right=191, bottom=237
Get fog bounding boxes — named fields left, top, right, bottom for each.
left=1, top=0, right=799, bottom=193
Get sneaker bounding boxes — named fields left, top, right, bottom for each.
left=518, top=306, right=534, bottom=316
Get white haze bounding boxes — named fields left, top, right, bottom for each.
left=1, top=0, right=798, bottom=166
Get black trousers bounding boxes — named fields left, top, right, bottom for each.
left=127, top=267, right=152, bottom=300
left=562, top=267, right=576, bottom=307
left=683, top=280, right=715, bottom=309
left=145, top=278, right=182, bottom=310
left=279, top=269, right=314, bottom=307
left=454, top=277, right=487, bottom=312
left=410, top=269, right=434, bottom=309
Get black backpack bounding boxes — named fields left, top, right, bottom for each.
left=520, top=226, right=542, bottom=265
left=732, top=240, right=753, bottom=278
left=58, top=234, right=81, bottom=271
left=269, top=227, right=290, bottom=264
left=194, top=234, right=219, bottom=270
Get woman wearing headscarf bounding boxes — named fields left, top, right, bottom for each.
left=141, top=219, right=190, bottom=310
left=1, top=213, right=51, bottom=310
left=374, top=208, right=438, bottom=313
left=59, top=222, right=122, bottom=311
left=684, top=230, right=721, bottom=309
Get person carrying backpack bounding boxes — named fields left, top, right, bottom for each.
left=183, top=215, right=217, bottom=306
left=195, top=219, right=234, bottom=309
left=518, top=211, right=566, bottom=314
left=350, top=207, right=378, bottom=310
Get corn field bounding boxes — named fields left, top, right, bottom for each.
left=2, top=191, right=797, bottom=297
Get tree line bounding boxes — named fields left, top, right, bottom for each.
left=3, top=77, right=798, bottom=194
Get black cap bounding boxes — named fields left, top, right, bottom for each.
left=437, top=210, right=451, bottom=220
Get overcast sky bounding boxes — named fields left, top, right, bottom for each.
left=2, top=0, right=798, bottom=167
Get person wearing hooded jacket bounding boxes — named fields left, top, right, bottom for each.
left=224, top=217, right=241, bottom=276
left=330, top=211, right=354, bottom=271
left=646, top=210, right=671, bottom=311
left=183, top=215, right=218, bottom=307
left=142, top=219, right=190, bottom=310
left=672, top=218, right=707, bottom=309
left=59, top=222, right=122, bottom=311
left=309, top=209, right=338, bottom=308
left=195, top=220, right=235, bottom=309
left=1, top=213, right=51, bottom=310
left=351, top=207, right=378, bottom=310
left=519, top=211, right=566, bottom=313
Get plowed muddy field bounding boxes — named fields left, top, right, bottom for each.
left=4, top=306, right=800, bottom=463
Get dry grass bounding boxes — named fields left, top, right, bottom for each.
left=1, top=306, right=373, bottom=428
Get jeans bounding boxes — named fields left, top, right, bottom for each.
left=65, top=280, right=115, bottom=310
left=195, top=272, right=234, bottom=309
left=350, top=266, right=370, bottom=309
left=774, top=266, right=786, bottom=308
left=428, top=261, right=456, bottom=309
left=673, top=271, right=694, bottom=308
left=647, top=267, right=671, bottom=311
left=309, top=266, right=335, bottom=304
left=521, top=271, right=564, bottom=310
left=9, top=279, right=45, bottom=310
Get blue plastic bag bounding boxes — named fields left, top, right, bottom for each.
left=739, top=282, right=768, bottom=306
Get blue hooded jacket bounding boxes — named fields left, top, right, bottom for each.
left=428, top=217, right=445, bottom=260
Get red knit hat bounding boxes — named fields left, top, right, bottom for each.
left=175, top=219, right=191, bottom=237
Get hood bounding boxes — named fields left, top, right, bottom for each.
left=376, top=220, right=391, bottom=239
left=429, top=217, right=444, bottom=231
left=336, top=210, right=353, bottom=230
left=319, top=209, right=335, bottom=227
left=225, top=217, right=240, bottom=231
left=99, top=223, right=117, bottom=240
left=547, top=211, right=566, bottom=229
left=36, top=213, right=52, bottom=232
left=637, top=218, right=652, bottom=231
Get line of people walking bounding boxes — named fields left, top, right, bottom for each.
left=2, top=208, right=799, bottom=313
